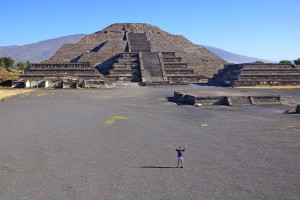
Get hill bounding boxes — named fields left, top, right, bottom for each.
left=0, top=34, right=86, bottom=64
left=202, top=45, right=275, bottom=64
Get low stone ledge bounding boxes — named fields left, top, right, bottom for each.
left=143, top=81, right=189, bottom=86
left=173, top=91, right=281, bottom=106
left=83, top=80, right=105, bottom=88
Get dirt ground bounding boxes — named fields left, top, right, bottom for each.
left=0, top=85, right=299, bottom=199
left=0, top=89, right=34, bottom=100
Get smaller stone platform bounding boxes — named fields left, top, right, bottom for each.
left=173, top=91, right=280, bottom=106
left=209, top=63, right=300, bottom=86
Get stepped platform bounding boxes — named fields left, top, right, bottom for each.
left=16, top=63, right=102, bottom=88
left=209, top=63, right=300, bottom=86
left=161, top=52, right=201, bottom=83
left=235, top=80, right=300, bottom=86
left=173, top=91, right=281, bottom=106
left=129, top=41, right=151, bottom=52
left=237, top=69, right=299, bottom=74
left=166, top=75, right=202, bottom=82
left=106, top=53, right=141, bottom=82
left=112, top=63, right=140, bottom=69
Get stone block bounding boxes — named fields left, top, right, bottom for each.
left=83, top=80, right=105, bottom=88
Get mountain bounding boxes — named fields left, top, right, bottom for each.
left=0, top=34, right=86, bottom=65
left=201, top=45, right=275, bottom=64
left=0, top=34, right=275, bottom=65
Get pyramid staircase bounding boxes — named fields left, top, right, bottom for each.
left=209, top=63, right=300, bottom=86
left=105, top=53, right=141, bottom=82
left=127, top=33, right=151, bottom=53
left=106, top=33, right=201, bottom=85
left=140, top=52, right=164, bottom=83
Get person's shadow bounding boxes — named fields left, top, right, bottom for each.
left=141, top=166, right=176, bottom=169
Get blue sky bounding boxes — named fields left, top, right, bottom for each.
left=1, top=0, right=299, bottom=61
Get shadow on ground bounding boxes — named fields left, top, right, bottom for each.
left=140, top=166, right=176, bottom=169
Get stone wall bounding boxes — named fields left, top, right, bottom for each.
left=173, top=91, right=281, bottom=106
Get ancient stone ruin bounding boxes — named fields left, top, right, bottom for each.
left=15, top=23, right=299, bottom=88
left=209, top=63, right=300, bottom=86
left=16, top=23, right=228, bottom=88
left=173, top=91, right=281, bottom=106
left=15, top=63, right=103, bottom=88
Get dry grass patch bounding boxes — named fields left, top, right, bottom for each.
left=0, top=89, right=34, bottom=100
left=0, top=67, right=19, bottom=82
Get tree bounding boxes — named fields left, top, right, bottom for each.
left=17, top=62, right=27, bottom=70
left=26, top=60, right=32, bottom=69
left=0, top=60, right=6, bottom=69
left=279, top=60, right=293, bottom=64
left=294, top=58, right=300, bottom=65
left=0, top=57, right=14, bottom=72
left=255, top=61, right=264, bottom=63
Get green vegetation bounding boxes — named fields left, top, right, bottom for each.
left=0, top=57, right=14, bottom=72
left=279, top=60, right=293, bottom=64
left=255, top=61, right=264, bottom=63
left=26, top=61, right=32, bottom=69
left=17, top=62, right=27, bottom=70
left=294, top=58, right=300, bottom=65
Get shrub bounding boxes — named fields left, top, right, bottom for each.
left=294, top=58, right=300, bottom=65
left=17, top=62, right=27, bottom=70
left=26, top=61, right=32, bottom=69
left=279, top=60, right=293, bottom=64
left=0, top=57, right=14, bottom=71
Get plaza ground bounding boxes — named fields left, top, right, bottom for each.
left=0, top=85, right=299, bottom=199
left=0, top=89, right=33, bottom=100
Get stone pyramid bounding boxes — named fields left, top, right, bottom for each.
left=47, top=23, right=227, bottom=78
left=18, top=23, right=228, bottom=88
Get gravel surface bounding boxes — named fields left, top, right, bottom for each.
left=0, top=85, right=299, bottom=200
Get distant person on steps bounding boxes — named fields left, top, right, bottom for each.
left=174, top=144, right=187, bottom=168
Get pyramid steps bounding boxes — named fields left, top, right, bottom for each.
left=209, top=63, right=300, bottom=86
left=116, top=57, right=139, bottom=64
left=237, top=74, right=300, bottom=79
left=106, top=53, right=141, bottom=82
left=140, top=52, right=164, bottom=82
left=162, top=57, right=182, bottom=62
left=165, top=69, right=194, bottom=74
left=112, top=63, right=140, bottom=69
left=127, top=33, right=147, bottom=41
left=242, top=64, right=294, bottom=69
left=235, top=80, right=300, bottom=86
left=130, top=41, right=151, bottom=53
left=128, top=33, right=151, bottom=53
left=107, top=34, right=202, bottom=84
left=161, top=52, right=201, bottom=82
left=164, top=63, right=188, bottom=68
left=234, top=69, right=298, bottom=74
left=19, top=63, right=101, bottom=81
